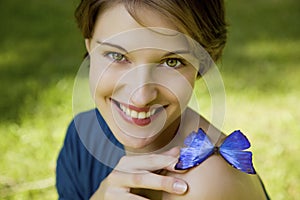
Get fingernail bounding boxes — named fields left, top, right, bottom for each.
left=173, top=181, right=187, bottom=194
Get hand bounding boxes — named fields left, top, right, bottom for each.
left=90, top=147, right=188, bottom=200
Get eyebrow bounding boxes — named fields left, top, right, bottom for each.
left=162, top=50, right=191, bottom=57
left=96, top=41, right=191, bottom=56
left=96, top=41, right=128, bottom=53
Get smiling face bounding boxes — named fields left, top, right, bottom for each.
left=85, top=4, right=200, bottom=152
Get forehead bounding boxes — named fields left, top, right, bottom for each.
left=92, top=4, right=190, bottom=52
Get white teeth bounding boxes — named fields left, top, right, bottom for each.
left=131, top=110, right=138, bottom=118
left=138, top=112, right=146, bottom=119
left=126, top=108, right=131, bottom=116
left=146, top=111, right=151, bottom=118
left=118, top=103, right=157, bottom=119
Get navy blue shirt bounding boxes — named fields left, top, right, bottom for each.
left=56, top=109, right=125, bottom=199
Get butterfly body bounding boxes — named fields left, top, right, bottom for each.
left=175, top=128, right=256, bottom=174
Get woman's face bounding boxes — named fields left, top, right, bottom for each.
left=86, top=4, right=199, bottom=151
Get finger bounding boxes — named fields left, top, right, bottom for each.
left=117, top=154, right=179, bottom=173
left=115, top=171, right=188, bottom=195
left=157, top=147, right=181, bottom=173
left=161, top=147, right=188, bottom=173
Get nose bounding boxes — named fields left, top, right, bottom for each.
left=130, top=84, right=158, bottom=107
left=129, top=65, right=158, bottom=107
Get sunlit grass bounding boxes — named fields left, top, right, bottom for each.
left=244, top=40, right=300, bottom=59
left=0, top=77, right=73, bottom=199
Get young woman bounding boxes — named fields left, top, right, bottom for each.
left=56, top=0, right=270, bottom=199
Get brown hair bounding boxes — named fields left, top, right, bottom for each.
left=75, top=0, right=227, bottom=62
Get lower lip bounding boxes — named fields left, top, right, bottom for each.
left=132, top=117, right=151, bottom=126
left=112, top=101, right=162, bottom=127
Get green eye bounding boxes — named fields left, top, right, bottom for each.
left=112, top=53, right=124, bottom=61
left=105, top=52, right=127, bottom=62
left=163, top=58, right=183, bottom=68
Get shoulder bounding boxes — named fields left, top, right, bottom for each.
left=164, top=155, right=267, bottom=200
left=57, top=109, right=100, bottom=167
left=73, top=108, right=100, bottom=128
left=58, top=109, right=99, bottom=147
left=56, top=109, right=117, bottom=199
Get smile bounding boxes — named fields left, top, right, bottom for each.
left=119, top=104, right=156, bottom=119
left=111, top=98, right=164, bottom=126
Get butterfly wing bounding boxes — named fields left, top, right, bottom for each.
left=175, top=128, right=215, bottom=170
left=219, top=130, right=256, bottom=174
left=221, top=130, right=250, bottom=150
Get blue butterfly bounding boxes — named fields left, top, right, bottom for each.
left=175, top=128, right=256, bottom=174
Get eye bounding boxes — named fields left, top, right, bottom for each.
left=104, top=52, right=128, bottom=63
left=161, top=58, right=184, bottom=68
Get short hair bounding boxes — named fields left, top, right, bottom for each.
left=75, top=0, right=227, bottom=62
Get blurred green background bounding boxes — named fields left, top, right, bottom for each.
left=0, top=0, right=299, bottom=199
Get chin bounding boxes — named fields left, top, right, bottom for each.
left=122, top=135, right=157, bottom=151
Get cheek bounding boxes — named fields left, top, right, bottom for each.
left=155, top=69, right=196, bottom=108
left=89, top=58, right=119, bottom=98
left=179, top=70, right=197, bottom=104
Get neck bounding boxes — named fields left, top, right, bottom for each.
left=125, top=116, right=182, bottom=154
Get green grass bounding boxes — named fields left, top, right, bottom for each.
left=0, top=0, right=299, bottom=199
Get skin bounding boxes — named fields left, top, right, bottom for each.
left=85, top=3, right=267, bottom=200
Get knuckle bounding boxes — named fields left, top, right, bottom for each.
left=132, top=173, right=144, bottom=186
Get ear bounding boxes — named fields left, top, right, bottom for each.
left=85, top=38, right=91, bottom=54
